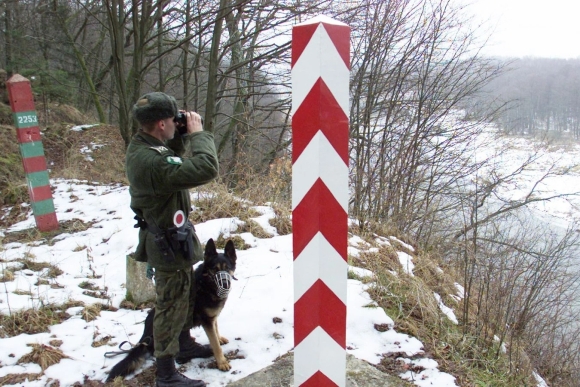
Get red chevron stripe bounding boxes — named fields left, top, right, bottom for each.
left=292, top=179, right=347, bottom=260
left=292, top=23, right=319, bottom=68
left=322, top=24, right=351, bottom=69
left=292, top=78, right=349, bottom=164
left=301, top=371, right=338, bottom=387
left=294, top=279, right=346, bottom=347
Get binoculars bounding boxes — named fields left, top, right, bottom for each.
left=174, top=113, right=204, bottom=135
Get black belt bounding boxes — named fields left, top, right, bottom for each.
left=134, top=215, right=194, bottom=262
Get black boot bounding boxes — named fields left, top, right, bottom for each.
left=156, top=356, right=206, bottom=387
left=175, top=330, right=213, bottom=364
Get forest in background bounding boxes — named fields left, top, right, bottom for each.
left=1, top=1, right=580, bottom=386
left=470, top=57, right=580, bottom=138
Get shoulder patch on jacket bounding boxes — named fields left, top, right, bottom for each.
left=165, top=156, right=183, bottom=165
left=150, top=146, right=169, bottom=154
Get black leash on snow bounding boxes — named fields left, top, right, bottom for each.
left=104, top=337, right=152, bottom=358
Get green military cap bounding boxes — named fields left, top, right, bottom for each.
left=132, top=92, right=178, bottom=124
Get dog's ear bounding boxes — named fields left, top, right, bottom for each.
left=205, top=238, right=217, bottom=258
left=224, top=240, right=237, bottom=262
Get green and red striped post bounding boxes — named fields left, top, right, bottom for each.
left=7, top=74, right=58, bottom=231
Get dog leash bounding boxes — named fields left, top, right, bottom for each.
left=103, top=336, right=152, bottom=358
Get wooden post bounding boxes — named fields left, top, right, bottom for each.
left=6, top=74, right=58, bottom=232
left=292, top=15, right=350, bottom=387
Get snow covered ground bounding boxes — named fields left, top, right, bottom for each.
left=1, top=126, right=575, bottom=386
left=0, top=180, right=461, bottom=386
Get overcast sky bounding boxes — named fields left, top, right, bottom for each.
left=467, top=0, right=580, bottom=59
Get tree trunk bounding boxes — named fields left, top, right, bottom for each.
left=57, top=12, right=106, bottom=123
left=205, top=0, right=229, bottom=133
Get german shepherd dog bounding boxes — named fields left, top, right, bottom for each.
left=106, top=239, right=237, bottom=381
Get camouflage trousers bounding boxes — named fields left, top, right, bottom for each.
left=153, top=267, right=197, bottom=358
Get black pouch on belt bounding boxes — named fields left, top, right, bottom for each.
left=153, top=232, right=176, bottom=262
left=172, top=221, right=195, bottom=261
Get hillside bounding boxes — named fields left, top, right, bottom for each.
left=0, top=106, right=556, bottom=387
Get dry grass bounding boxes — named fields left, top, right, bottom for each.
left=43, top=123, right=127, bottom=185
left=232, top=158, right=292, bottom=208
left=82, top=290, right=110, bottom=300
left=13, top=289, right=33, bottom=296
left=353, top=239, right=540, bottom=386
left=0, top=258, right=64, bottom=281
left=0, top=269, right=15, bottom=282
left=0, top=123, right=26, bottom=207
left=0, top=307, right=69, bottom=337
left=2, top=218, right=95, bottom=245
left=35, top=102, right=90, bottom=126
left=269, top=206, right=292, bottom=236
left=17, top=343, right=69, bottom=371
left=0, top=102, right=14, bottom=125
left=215, top=234, right=250, bottom=250
left=118, top=299, right=155, bottom=311
left=45, top=265, right=64, bottom=279
left=113, top=363, right=156, bottom=386
left=78, top=281, right=99, bottom=290
left=237, top=219, right=272, bottom=239
left=0, top=302, right=84, bottom=338
left=191, top=182, right=260, bottom=223
left=412, top=255, right=459, bottom=304
left=354, top=245, right=401, bottom=274
left=353, top=243, right=446, bottom=328
left=18, top=259, right=53, bottom=272
left=191, top=179, right=292, bottom=240
left=0, top=373, right=42, bottom=385
left=348, top=220, right=401, bottom=242
left=81, top=303, right=103, bottom=322
left=92, top=335, right=113, bottom=348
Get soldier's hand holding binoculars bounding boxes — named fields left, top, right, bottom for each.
left=174, top=111, right=203, bottom=135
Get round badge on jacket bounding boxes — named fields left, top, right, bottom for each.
left=173, top=210, right=186, bottom=227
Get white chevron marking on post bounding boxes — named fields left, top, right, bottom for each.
left=293, top=15, right=350, bottom=387
left=294, top=232, right=349, bottom=303
left=292, top=131, right=349, bottom=211
left=294, top=326, right=347, bottom=387
left=295, top=14, right=348, bottom=26
left=291, top=24, right=350, bottom=115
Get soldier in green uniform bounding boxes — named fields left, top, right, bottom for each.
left=126, top=92, right=219, bottom=387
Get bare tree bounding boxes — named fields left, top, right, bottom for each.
left=49, top=0, right=107, bottom=122
left=456, top=199, right=580, bottom=385
left=346, top=0, right=502, bottom=240
left=1, top=0, right=17, bottom=75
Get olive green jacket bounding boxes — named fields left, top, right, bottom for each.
left=126, top=130, right=218, bottom=271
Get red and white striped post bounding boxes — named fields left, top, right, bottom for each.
left=7, top=74, right=59, bottom=232
left=292, top=16, right=350, bottom=387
